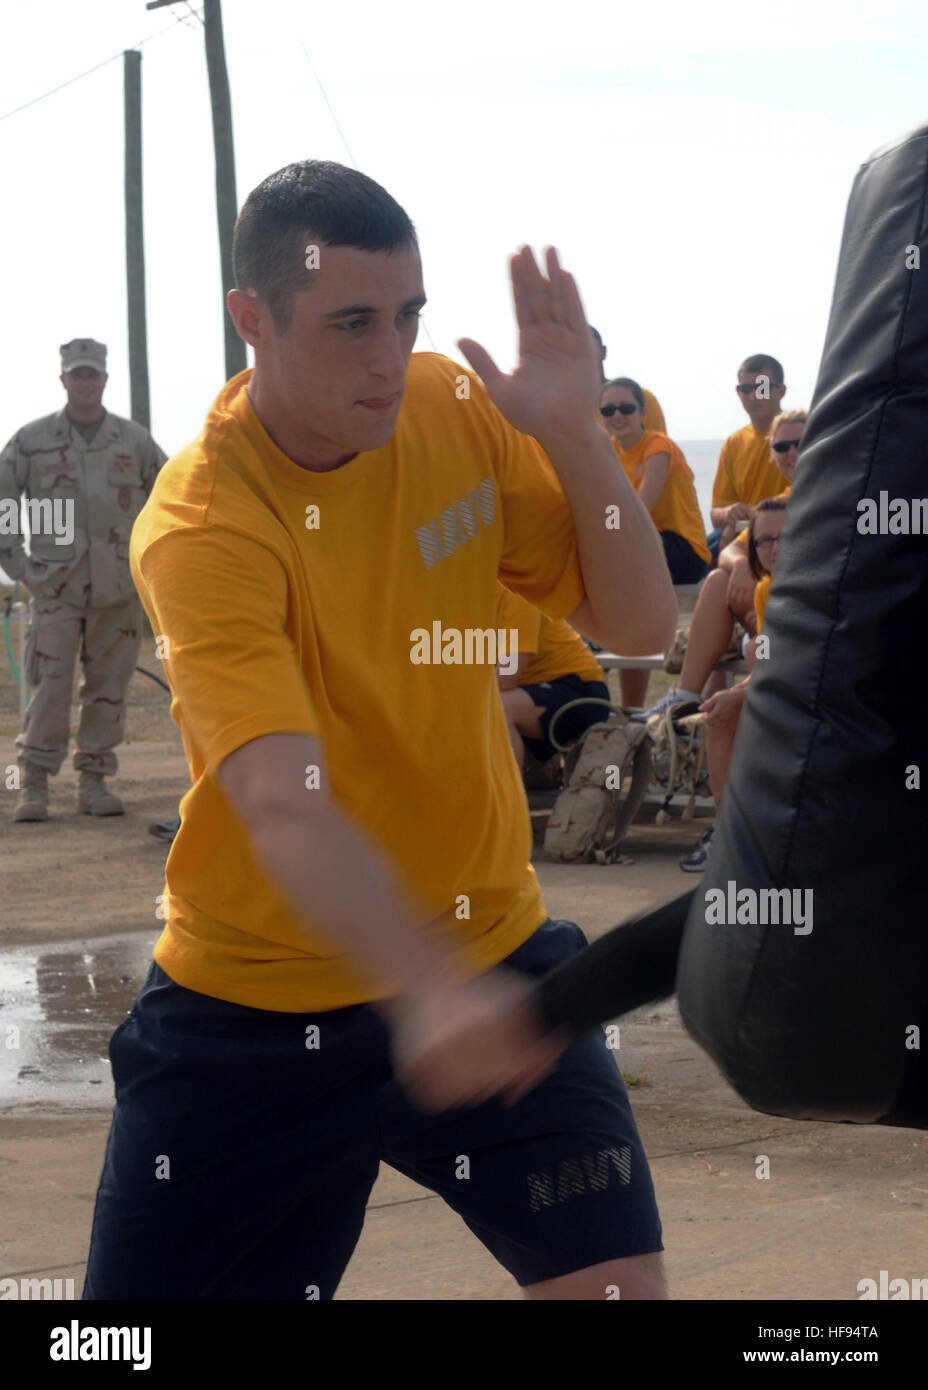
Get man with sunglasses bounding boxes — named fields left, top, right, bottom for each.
left=715, top=409, right=806, bottom=625
left=707, top=354, right=788, bottom=561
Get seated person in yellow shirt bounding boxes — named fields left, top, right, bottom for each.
left=636, top=413, right=805, bottom=721
left=707, top=353, right=788, bottom=561
left=679, top=498, right=786, bottom=873
left=599, top=375, right=711, bottom=706
left=495, top=583, right=610, bottom=768
left=589, top=325, right=666, bottom=433
left=716, top=409, right=804, bottom=616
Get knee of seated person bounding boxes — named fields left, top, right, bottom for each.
left=700, top=568, right=730, bottom=602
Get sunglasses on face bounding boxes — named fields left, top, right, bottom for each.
left=772, top=438, right=801, bottom=454
left=600, top=402, right=639, bottom=417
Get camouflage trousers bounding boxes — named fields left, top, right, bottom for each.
left=15, top=597, right=143, bottom=777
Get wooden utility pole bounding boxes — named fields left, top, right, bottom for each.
left=123, top=49, right=151, bottom=428
left=202, top=0, right=245, bottom=378
left=146, top=0, right=246, bottom=379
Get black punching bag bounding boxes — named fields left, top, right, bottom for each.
left=677, top=122, right=928, bottom=1128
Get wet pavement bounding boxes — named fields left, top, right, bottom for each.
left=0, top=932, right=156, bottom=1109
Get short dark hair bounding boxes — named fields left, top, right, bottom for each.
left=739, top=354, right=784, bottom=386
left=747, top=496, right=788, bottom=580
left=601, top=376, right=646, bottom=411
left=232, top=160, right=418, bottom=331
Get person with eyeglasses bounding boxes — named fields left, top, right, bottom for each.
left=635, top=410, right=806, bottom=731
left=599, top=375, right=710, bottom=707
left=707, top=354, right=789, bottom=562
left=678, top=497, right=787, bottom=871
left=716, top=410, right=805, bottom=620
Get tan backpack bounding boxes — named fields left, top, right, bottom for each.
left=543, top=704, right=651, bottom=864
left=646, top=700, right=711, bottom=823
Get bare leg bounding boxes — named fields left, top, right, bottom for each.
left=700, top=670, right=726, bottom=700
left=705, top=708, right=742, bottom=811
left=678, top=569, right=736, bottom=695
left=500, top=687, right=545, bottom=769
left=524, top=1251, right=667, bottom=1301
left=619, top=668, right=650, bottom=708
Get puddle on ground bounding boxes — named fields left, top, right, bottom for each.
left=0, top=933, right=157, bottom=1109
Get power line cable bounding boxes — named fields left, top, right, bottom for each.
left=298, top=41, right=358, bottom=168
left=295, top=38, right=438, bottom=351
left=0, top=12, right=195, bottom=126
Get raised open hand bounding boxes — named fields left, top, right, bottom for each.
left=457, top=245, right=600, bottom=442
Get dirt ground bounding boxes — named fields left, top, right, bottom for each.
left=2, top=601, right=927, bottom=1305
left=0, top=612, right=188, bottom=942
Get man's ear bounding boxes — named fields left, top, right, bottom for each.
left=227, top=287, right=263, bottom=348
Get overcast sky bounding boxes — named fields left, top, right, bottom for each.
left=2, top=0, right=927, bottom=463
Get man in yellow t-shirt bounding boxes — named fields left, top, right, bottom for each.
left=82, top=161, right=675, bottom=1303
left=707, top=353, right=788, bottom=561
left=495, top=583, right=609, bottom=767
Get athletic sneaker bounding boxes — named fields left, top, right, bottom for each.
left=680, top=824, right=714, bottom=872
left=630, top=685, right=703, bottom=723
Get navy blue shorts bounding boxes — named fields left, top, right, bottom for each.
left=82, top=919, right=662, bottom=1300
left=521, top=675, right=610, bottom=762
left=660, top=530, right=710, bottom=584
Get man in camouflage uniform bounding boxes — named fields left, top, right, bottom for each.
left=0, top=339, right=166, bottom=822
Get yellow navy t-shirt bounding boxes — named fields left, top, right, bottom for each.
left=130, top=353, right=587, bottom=1011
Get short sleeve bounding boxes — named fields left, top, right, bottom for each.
left=134, top=524, right=320, bottom=777
left=641, top=434, right=672, bottom=465
left=491, top=411, right=586, bottom=622
left=711, top=441, right=736, bottom=507
left=496, top=584, right=543, bottom=655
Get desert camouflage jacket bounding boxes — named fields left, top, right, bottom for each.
left=0, top=408, right=166, bottom=606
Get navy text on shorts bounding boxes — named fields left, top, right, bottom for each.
left=82, top=918, right=663, bottom=1299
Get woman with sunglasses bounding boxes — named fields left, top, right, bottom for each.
left=599, top=376, right=710, bottom=706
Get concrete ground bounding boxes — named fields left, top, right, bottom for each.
left=2, top=735, right=927, bottom=1301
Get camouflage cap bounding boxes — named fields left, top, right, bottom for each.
left=60, top=338, right=107, bottom=374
